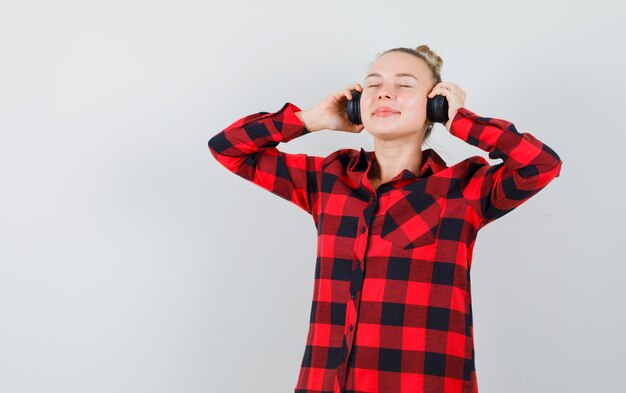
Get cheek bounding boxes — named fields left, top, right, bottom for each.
left=361, top=93, right=374, bottom=105
left=402, top=96, right=428, bottom=117
left=360, top=95, right=375, bottom=115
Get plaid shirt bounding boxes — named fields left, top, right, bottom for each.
left=208, top=102, right=562, bottom=393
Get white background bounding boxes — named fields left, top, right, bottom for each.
left=1, top=1, right=624, bottom=392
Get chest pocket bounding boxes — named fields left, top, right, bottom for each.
left=380, top=192, right=443, bottom=250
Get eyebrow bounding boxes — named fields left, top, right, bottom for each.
left=365, top=72, right=418, bottom=81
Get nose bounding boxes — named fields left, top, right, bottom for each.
left=377, top=84, right=396, bottom=100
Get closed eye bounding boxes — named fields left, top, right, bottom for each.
left=366, top=84, right=413, bottom=88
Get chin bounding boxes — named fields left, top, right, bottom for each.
left=366, top=127, right=418, bottom=141
left=364, top=118, right=398, bottom=132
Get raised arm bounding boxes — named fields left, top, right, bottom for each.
left=450, top=107, right=563, bottom=228
left=208, top=84, right=367, bottom=218
left=208, top=102, right=323, bottom=216
left=427, top=82, right=562, bottom=229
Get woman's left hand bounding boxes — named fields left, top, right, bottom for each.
left=427, top=82, right=466, bottom=132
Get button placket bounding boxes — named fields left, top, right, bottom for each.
left=338, top=200, right=376, bottom=393
left=344, top=192, right=377, bottom=375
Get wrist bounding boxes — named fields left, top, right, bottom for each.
left=295, top=109, right=322, bottom=132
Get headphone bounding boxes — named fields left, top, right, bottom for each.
left=346, top=89, right=449, bottom=125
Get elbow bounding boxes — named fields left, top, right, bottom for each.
left=208, top=130, right=230, bottom=158
left=554, top=156, right=563, bottom=178
left=543, top=143, right=563, bottom=178
left=514, top=146, right=562, bottom=189
left=207, top=130, right=249, bottom=174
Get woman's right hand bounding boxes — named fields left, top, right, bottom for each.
left=295, top=83, right=366, bottom=133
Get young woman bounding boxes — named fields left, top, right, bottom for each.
left=208, top=45, right=562, bottom=393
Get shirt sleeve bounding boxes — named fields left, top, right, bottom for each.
left=207, top=102, right=323, bottom=216
left=449, top=107, right=563, bottom=229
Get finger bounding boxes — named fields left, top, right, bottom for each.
left=428, top=87, right=450, bottom=98
left=337, top=89, right=350, bottom=100
left=444, top=83, right=460, bottom=95
left=435, top=89, right=450, bottom=98
left=345, top=83, right=362, bottom=97
left=437, top=82, right=453, bottom=88
left=434, top=82, right=455, bottom=93
left=428, top=84, right=444, bottom=97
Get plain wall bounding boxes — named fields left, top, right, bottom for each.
left=1, top=0, right=624, bottom=392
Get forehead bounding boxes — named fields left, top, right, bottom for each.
left=366, top=51, right=432, bottom=80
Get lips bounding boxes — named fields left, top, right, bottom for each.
left=373, top=106, right=400, bottom=116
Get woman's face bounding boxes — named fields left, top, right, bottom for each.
left=361, top=51, right=435, bottom=139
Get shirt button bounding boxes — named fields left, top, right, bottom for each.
left=361, top=226, right=366, bottom=233
left=348, top=325, right=353, bottom=332
left=355, top=259, right=360, bottom=266
left=351, top=293, right=356, bottom=300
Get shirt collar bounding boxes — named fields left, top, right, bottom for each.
left=347, top=147, right=448, bottom=186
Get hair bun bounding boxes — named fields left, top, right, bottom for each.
left=415, top=45, right=443, bottom=75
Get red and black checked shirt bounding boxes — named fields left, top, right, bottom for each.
left=208, top=102, right=562, bottom=393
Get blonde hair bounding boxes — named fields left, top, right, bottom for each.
left=374, top=45, right=444, bottom=140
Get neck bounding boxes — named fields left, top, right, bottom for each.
left=368, top=133, right=424, bottom=186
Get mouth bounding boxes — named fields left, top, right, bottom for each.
left=373, top=111, right=400, bottom=117
left=373, top=107, right=401, bottom=117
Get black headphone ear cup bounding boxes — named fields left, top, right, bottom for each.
left=426, top=94, right=449, bottom=123
left=347, top=89, right=362, bottom=125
